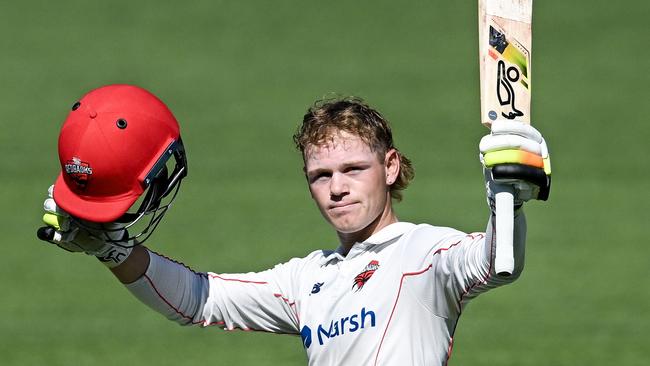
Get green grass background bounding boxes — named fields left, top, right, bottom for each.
left=1, top=0, right=648, bottom=365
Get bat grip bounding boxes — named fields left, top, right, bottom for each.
left=494, top=188, right=515, bottom=276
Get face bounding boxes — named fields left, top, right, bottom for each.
left=304, top=131, right=399, bottom=244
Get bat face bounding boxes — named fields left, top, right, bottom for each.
left=479, top=0, right=533, bottom=127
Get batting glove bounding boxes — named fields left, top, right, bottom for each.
left=37, top=185, right=133, bottom=268
left=480, top=120, right=551, bottom=208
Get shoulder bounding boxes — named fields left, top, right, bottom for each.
left=269, top=249, right=332, bottom=273
left=400, top=223, right=466, bottom=246
left=393, top=223, right=469, bottom=268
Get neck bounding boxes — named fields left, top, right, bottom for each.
left=337, top=203, right=398, bottom=255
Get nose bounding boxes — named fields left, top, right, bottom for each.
left=329, top=172, right=349, bottom=199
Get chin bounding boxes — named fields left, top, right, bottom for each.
left=333, top=225, right=363, bottom=234
left=330, top=217, right=371, bottom=235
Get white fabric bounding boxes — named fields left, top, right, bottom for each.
left=480, top=120, right=549, bottom=161
left=489, top=120, right=542, bottom=142
left=126, top=214, right=526, bottom=365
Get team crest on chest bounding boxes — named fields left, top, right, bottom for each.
left=352, top=260, right=379, bottom=292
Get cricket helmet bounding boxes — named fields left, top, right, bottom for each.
left=54, top=84, right=188, bottom=243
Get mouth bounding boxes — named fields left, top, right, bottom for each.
left=328, top=202, right=358, bottom=211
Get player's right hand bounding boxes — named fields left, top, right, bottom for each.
left=37, top=185, right=134, bottom=267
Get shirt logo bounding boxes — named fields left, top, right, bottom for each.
left=300, top=307, right=376, bottom=348
left=310, top=282, right=324, bottom=295
left=301, top=325, right=313, bottom=348
left=352, top=260, right=379, bottom=292
left=64, top=156, right=93, bottom=191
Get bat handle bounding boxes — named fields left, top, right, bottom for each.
left=494, top=188, right=515, bottom=276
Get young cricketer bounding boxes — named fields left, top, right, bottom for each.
left=40, top=85, right=550, bottom=365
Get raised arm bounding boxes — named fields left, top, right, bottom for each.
left=37, top=188, right=299, bottom=332
left=479, top=119, right=551, bottom=277
left=422, top=121, right=551, bottom=315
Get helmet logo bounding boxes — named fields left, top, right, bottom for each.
left=65, top=156, right=93, bottom=190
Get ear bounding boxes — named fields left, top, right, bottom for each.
left=384, top=149, right=400, bottom=185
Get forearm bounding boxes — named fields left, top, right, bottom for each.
left=109, top=245, right=150, bottom=284
left=451, top=208, right=527, bottom=309
left=124, top=250, right=210, bottom=325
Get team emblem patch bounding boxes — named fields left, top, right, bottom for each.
left=64, top=156, right=93, bottom=190
left=352, top=260, right=379, bottom=292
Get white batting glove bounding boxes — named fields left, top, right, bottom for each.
left=479, top=120, right=551, bottom=208
left=38, top=185, right=133, bottom=268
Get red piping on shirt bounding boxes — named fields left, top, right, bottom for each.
left=445, top=231, right=493, bottom=366
left=274, top=293, right=300, bottom=323
left=143, top=260, right=299, bottom=330
left=206, top=275, right=299, bottom=321
left=374, top=237, right=464, bottom=365
left=143, top=273, right=223, bottom=326
left=373, top=264, right=434, bottom=366
left=274, top=293, right=296, bottom=307
left=374, top=235, right=490, bottom=366
left=208, top=274, right=269, bottom=285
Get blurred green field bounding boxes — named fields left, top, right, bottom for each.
left=1, top=0, right=649, bottom=365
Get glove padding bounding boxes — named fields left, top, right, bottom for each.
left=480, top=120, right=551, bottom=207
left=38, top=185, right=133, bottom=268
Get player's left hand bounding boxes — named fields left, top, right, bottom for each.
left=479, top=120, right=551, bottom=207
left=37, top=185, right=134, bottom=267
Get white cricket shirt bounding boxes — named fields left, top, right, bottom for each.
left=127, top=216, right=525, bottom=365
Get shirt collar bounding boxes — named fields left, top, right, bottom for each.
left=319, top=222, right=415, bottom=265
left=363, top=221, right=415, bottom=245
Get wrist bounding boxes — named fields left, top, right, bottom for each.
left=109, top=246, right=150, bottom=284
left=94, top=242, right=134, bottom=268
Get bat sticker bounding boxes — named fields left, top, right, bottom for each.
left=497, top=60, right=524, bottom=119
left=487, top=25, right=530, bottom=120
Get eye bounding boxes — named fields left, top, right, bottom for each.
left=309, top=172, right=331, bottom=184
left=344, top=166, right=365, bottom=174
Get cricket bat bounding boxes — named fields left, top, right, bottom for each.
left=478, top=0, right=533, bottom=276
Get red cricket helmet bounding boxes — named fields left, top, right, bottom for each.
left=53, top=84, right=188, bottom=243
